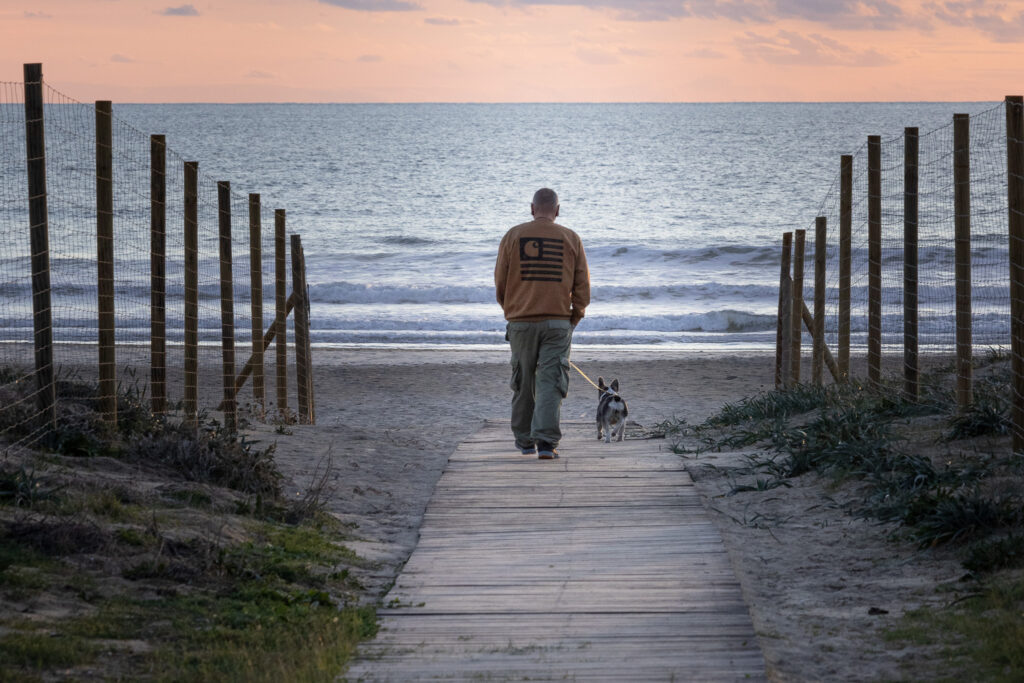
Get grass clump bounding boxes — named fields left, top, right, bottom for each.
left=944, top=380, right=1011, bottom=441
left=0, top=630, right=98, bottom=671
left=0, top=467, right=62, bottom=509
left=126, top=418, right=280, bottom=497
left=141, top=595, right=375, bottom=682
left=963, top=535, right=1024, bottom=574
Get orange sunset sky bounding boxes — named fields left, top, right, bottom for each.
left=3, top=0, right=1024, bottom=102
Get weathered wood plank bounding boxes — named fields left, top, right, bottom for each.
left=346, top=421, right=765, bottom=681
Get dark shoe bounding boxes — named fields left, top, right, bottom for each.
left=537, top=441, right=559, bottom=459
left=520, top=445, right=537, bottom=455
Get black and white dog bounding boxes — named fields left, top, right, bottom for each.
left=596, top=377, right=629, bottom=443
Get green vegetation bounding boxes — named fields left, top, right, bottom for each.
left=0, top=370, right=376, bottom=681
left=666, top=357, right=1024, bottom=681
left=664, top=371, right=1021, bottom=555
left=883, top=575, right=1024, bottom=682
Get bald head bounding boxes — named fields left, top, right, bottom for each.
left=531, top=188, right=559, bottom=219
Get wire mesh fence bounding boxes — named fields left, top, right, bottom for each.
left=1, top=66, right=314, bottom=453
left=778, top=98, right=1024, bottom=449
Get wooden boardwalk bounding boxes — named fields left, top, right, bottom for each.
left=345, top=421, right=765, bottom=681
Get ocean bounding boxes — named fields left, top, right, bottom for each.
left=4, top=101, right=1006, bottom=351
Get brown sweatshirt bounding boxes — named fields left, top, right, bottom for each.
left=494, top=217, right=590, bottom=326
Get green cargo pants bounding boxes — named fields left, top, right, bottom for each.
left=506, top=319, right=573, bottom=449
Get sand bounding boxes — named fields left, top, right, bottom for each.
left=253, top=347, right=960, bottom=681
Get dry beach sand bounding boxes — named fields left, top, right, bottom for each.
left=256, top=347, right=964, bottom=681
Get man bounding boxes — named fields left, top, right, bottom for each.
left=494, top=188, right=590, bottom=460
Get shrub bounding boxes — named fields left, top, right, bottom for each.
left=126, top=419, right=280, bottom=497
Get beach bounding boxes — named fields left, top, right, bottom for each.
left=255, top=347, right=979, bottom=681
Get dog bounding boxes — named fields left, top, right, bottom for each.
left=596, top=377, right=629, bottom=443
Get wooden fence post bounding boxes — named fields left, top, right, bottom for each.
left=23, top=63, right=56, bottom=440
left=150, top=134, right=167, bottom=415
left=868, top=135, right=882, bottom=387
left=291, top=234, right=311, bottom=424
left=275, top=209, right=288, bottom=417
left=904, top=127, right=919, bottom=401
left=218, top=181, right=237, bottom=433
left=299, top=241, right=315, bottom=424
left=95, top=100, right=116, bottom=425
left=813, top=217, right=826, bottom=386
left=1006, top=96, right=1024, bottom=454
left=953, top=113, right=973, bottom=411
left=183, top=161, right=199, bottom=424
left=776, top=232, right=793, bottom=389
left=839, top=154, right=852, bottom=382
left=216, top=293, right=296, bottom=412
left=248, top=193, right=265, bottom=417
left=790, top=229, right=806, bottom=384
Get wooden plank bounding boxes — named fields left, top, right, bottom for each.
left=348, top=421, right=765, bottom=681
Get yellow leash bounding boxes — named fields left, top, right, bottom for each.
left=568, top=360, right=609, bottom=393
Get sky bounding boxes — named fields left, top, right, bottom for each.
left=3, top=0, right=1024, bottom=102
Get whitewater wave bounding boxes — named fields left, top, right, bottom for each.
left=303, top=281, right=782, bottom=305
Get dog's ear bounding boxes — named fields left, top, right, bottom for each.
left=598, top=376, right=606, bottom=391
left=610, top=379, right=619, bottom=392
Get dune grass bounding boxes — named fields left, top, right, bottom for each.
left=0, top=370, right=377, bottom=681
left=661, top=358, right=1024, bottom=680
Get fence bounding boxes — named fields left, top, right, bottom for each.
left=1, top=63, right=316, bottom=453
left=776, top=96, right=1024, bottom=454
